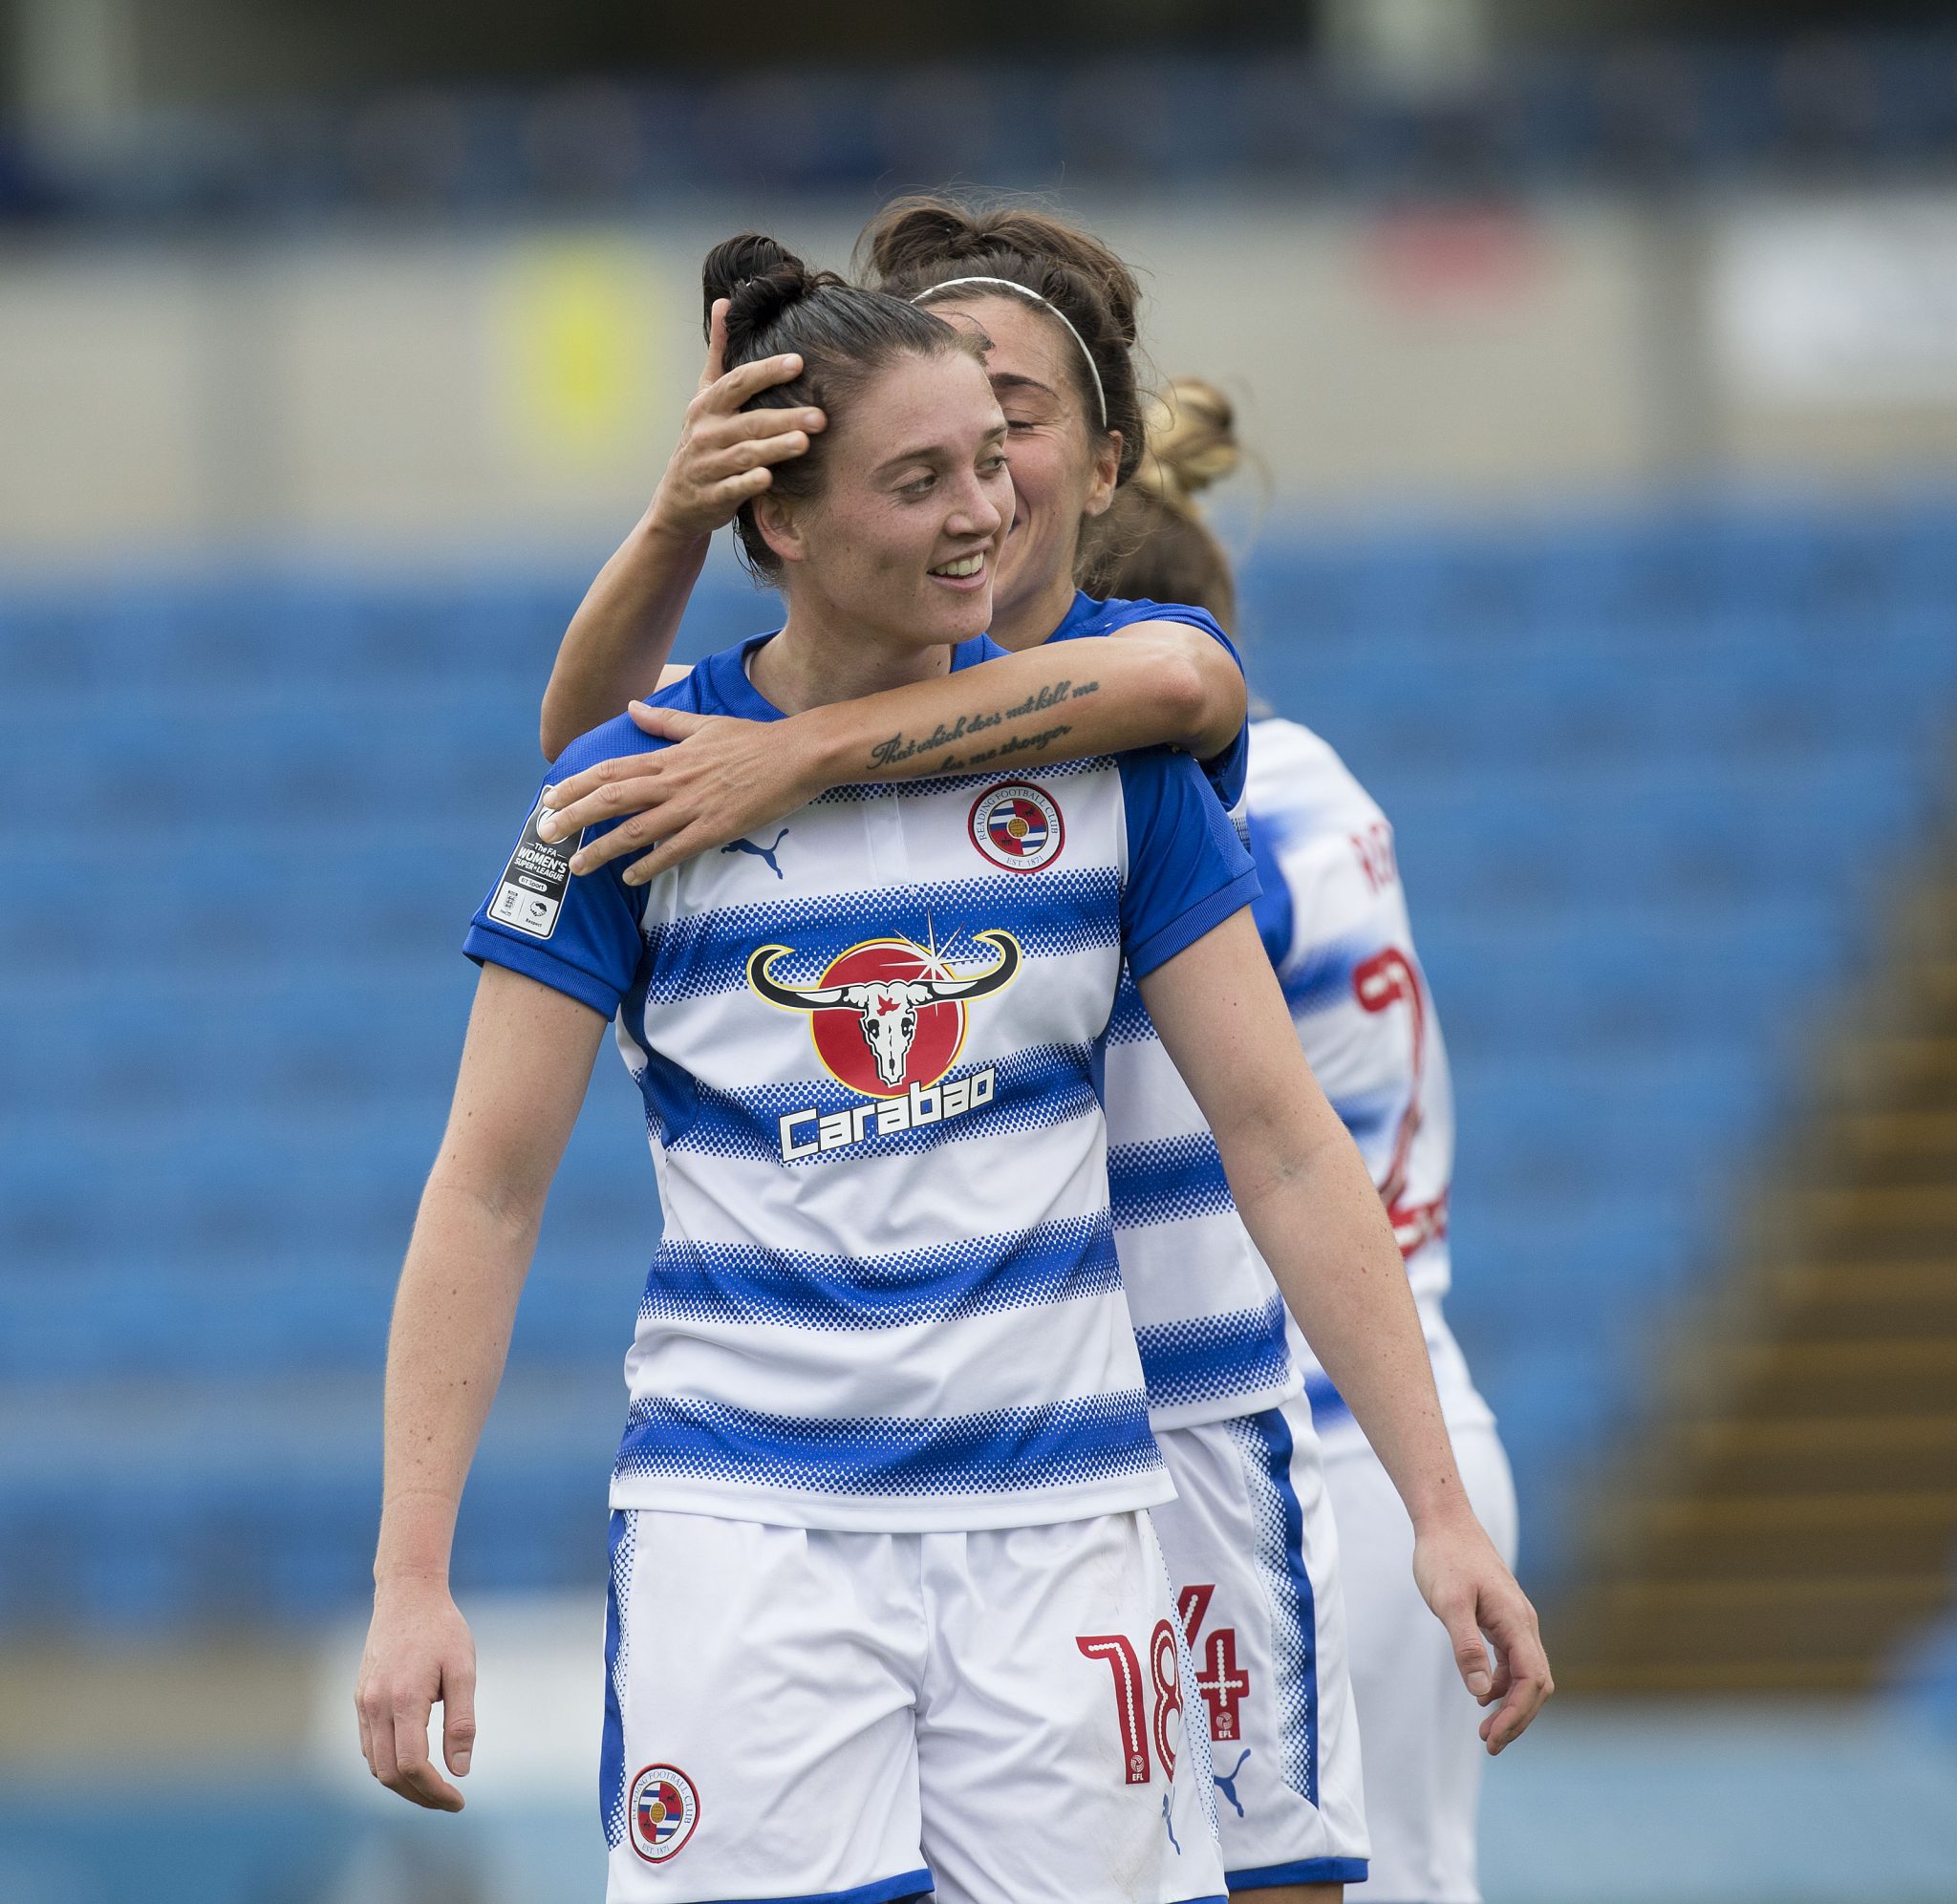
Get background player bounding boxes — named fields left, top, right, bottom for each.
left=1094, top=378, right=1521, bottom=1904
left=535, top=199, right=1546, bottom=1900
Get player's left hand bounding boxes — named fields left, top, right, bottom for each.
left=1411, top=1517, right=1554, bottom=1754
left=536, top=701, right=828, bottom=886
left=355, top=1577, right=478, bottom=1810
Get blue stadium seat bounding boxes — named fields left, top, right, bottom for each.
left=4, top=492, right=1954, bottom=1633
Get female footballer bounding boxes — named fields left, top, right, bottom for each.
left=356, top=238, right=1544, bottom=1904
left=1096, top=378, right=1523, bottom=1904
left=527, top=203, right=1551, bottom=1902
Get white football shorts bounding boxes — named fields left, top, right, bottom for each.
left=599, top=1507, right=1228, bottom=1904
left=1150, top=1398, right=1370, bottom=1891
left=1318, top=1418, right=1517, bottom=1903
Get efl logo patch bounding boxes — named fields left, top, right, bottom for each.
left=970, top=781, right=1065, bottom=873
left=629, top=1763, right=700, bottom=1864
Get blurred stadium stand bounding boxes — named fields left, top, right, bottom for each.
left=5, top=32, right=1957, bottom=225
left=2, top=490, right=1953, bottom=1655
left=1897, top=1568, right=1957, bottom=1732
left=1240, top=493, right=1957, bottom=1618
left=1559, top=827, right=1957, bottom=1694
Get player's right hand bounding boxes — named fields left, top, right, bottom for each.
left=355, top=1577, right=478, bottom=1811
left=644, top=298, right=826, bottom=543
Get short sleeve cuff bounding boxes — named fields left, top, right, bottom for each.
left=464, top=924, right=623, bottom=1019
left=1199, top=722, right=1250, bottom=811
left=1139, top=610, right=1249, bottom=808
left=1124, top=866, right=1259, bottom=980
left=1145, top=606, right=1245, bottom=679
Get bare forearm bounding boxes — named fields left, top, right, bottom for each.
left=375, top=1173, right=540, bottom=1584
left=1139, top=915, right=1470, bottom=1532
left=797, top=629, right=1226, bottom=785
left=530, top=625, right=1244, bottom=886
left=541, top=518, right=708, bottom=757
left=1142, top=916, right=1552, bottom=1744
left=1232, top=1116, right=1470, bottom=1531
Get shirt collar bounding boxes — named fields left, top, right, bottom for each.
left=1050, top=590, right=1105, bottom=641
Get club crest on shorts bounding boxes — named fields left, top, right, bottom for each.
left=969, top=781, right=1065, bottom=872
left=629, top=1764, right=700, bottom=1864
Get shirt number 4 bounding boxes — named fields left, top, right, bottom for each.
left=1177, top=1583, right=1252, bottom=1743
left=1077, top=1621, right=1185, bottom=1786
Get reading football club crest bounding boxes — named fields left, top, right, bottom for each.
left=969, top=781, right=1065, bottom=872
left=629, top=1763, right=699, bottom=1864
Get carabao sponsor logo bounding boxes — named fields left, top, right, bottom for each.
left=746, top=931, right=1020, bottom=1160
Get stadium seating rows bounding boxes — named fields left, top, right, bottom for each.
left=2, top=491, right=1953, bottom=1637
left=12, top=32, right=1957, bottom=224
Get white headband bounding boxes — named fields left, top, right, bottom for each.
left=911, top=275, right=1110, bottom=430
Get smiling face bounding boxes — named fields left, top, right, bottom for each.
left=757, top=345, right=1012, bottom=654
left=924, top=294, right=1122, bottom=643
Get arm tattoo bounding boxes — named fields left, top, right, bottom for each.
left=866, top=678, right=1099, bottom=775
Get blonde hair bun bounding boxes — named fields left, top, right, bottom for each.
left=1134, top=376, right=1239, bottom=508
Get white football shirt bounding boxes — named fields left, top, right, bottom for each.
left=1243, top=717, right=1492, bottom=1443
left=465, top=631, right=1260, bottom=1531
left=1044, top=593, right=1299, bottom=1428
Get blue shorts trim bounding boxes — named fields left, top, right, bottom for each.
left=1258, top=1404, right=1323, bottom=1808
left=598, top=1510, right=632, bottom=1847
left=692, top=1870, right=934, bottom=1904
left=1225, top=1856, right=1369, bottom=1889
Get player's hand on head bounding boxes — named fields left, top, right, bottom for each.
left=355, top=1579, right=478, bottom=1811
left=1411, top=1518, right=1553, bottom=1755
left=644, top=298, right=825, bottom=543
left=537, top=705, right=828, bottom=887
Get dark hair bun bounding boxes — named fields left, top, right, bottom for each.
left=701, top=233, right=843, bottom=355
left=862, top=203, right=992, bottom=275
left=692, top=227, right=981, bottom=585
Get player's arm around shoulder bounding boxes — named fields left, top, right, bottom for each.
left=544, top=622, right=1247, bottom=888
left=357, top=965, right=611, bottom=1811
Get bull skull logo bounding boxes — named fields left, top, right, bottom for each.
left=747, top=930, right=1021, bottom=1091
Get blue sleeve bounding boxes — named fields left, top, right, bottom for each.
left=1245, top=808, right=1297, bottom=971
left=462, top=720, right=659, bottom=1019
left=1058, top=598, right=1249, bottom=808
left=1141, top=606, right=1250, bottom=811
left=1117, top=747, right=1261, bottom=978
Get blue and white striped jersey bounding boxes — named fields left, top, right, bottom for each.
left=466, top=631, right=1259, bottom=1532
left=1045, top=594, right=1298, bottom=1429
left=1095, top=966, right=1299, bottom=1429
left=1243, top=717, right=1492, bottom=1444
